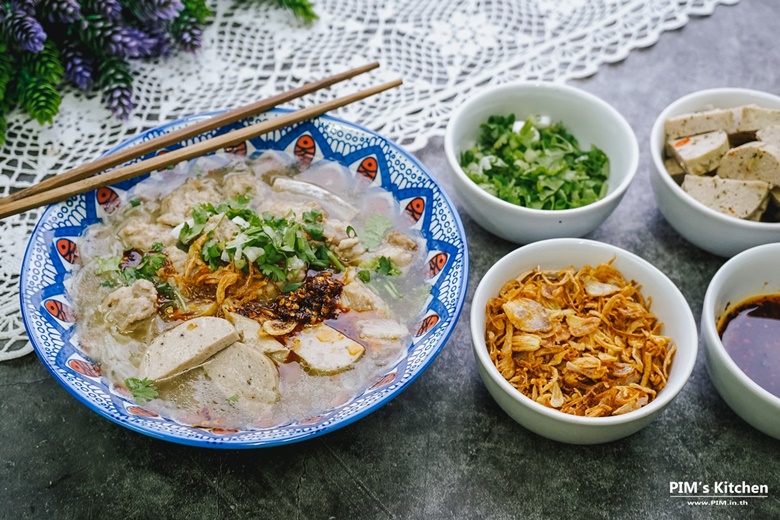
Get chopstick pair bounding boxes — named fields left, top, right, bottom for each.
left=0, top=62, right=401, bottom=220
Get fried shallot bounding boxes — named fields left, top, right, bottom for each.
left=485, top=262, right=675, bottom=417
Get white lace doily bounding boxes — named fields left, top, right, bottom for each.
left=0, top=0, right=738, bottom=361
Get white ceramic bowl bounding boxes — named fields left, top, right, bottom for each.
left=649, top=88, right=780, bottom=258
left=471, top=238, right=698, bottom=444
left=444, top=82, right=638, bottom=244
left=701, top=243, right=780, bottom=439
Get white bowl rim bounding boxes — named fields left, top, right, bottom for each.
left=444, top=81, right=639, bottom=217
left=471, top=238, right=698, bottom=425
left=649, top=87, right=780, bottom=230
left=701, top=242, right=780, bottom=406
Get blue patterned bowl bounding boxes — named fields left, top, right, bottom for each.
left=20, top=109, right=469, bottom=448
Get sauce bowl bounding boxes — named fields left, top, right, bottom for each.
left=701, top=242, right=780, bottom=439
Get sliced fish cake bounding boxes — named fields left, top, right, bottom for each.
left=204, top=342, right=280, bottom=413
left=290, top=324, right=365, bottom=375
left=139, top=317, right=239, bottom=381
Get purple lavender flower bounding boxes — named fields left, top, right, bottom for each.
left=9, top=0, right=36, bottom=14
left=3, top=4, right=47, bottom=53
left=98, top=56, right=134, bottom=119
left=61, top=42, right=93, bottom=90
left=80, top=0, right=122, bottom=21
left=172, top=14, right=202, bottom=53
left=130, top=0, right=184, bottom=22
left=103, top=84, right=134, bottom=119
left=38, top=0, right=82, bottom=23
left=77, top=16, right=142, bottom=58
left=122, top=26, right=161, bottom=58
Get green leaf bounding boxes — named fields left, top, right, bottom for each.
left=125, top=377, right=158, bottom=405
left=361, top=215, right=393, bottom=250
left=376, top=256, right=401, bottom=276
left=282, top=282, right=304, bottom=293
left=357, top=270, right=371, bottom=283
left=96, top=256, right=122, bottom=274
left=460, top=114, right=609, bottom=211
left=226, top=393, right=239, bottom=404
left=18, top=76, right=61, bottom=125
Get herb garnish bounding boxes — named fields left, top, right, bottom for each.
left=460, top=114, right=609, bottom=210
left=125, top=377, right=158, bottom=405
left=179, top=196, right=345, bottom=282
left=361, top=215, right=393, bottom=250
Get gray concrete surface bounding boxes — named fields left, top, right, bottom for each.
left=2, top=1, right=779, bottom=519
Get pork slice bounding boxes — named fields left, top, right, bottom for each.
left=664, top=107, right=737, bottom=140
left=357, top=319, right=409, bottom=341
left=225, top=312, right=289, bottom=356
left=118, top=217, right=176, bottom=250
left=669, top=131, right=730, bottom=176
left=682, top=174, right=770, bottom=220
left=341, top=281, right=384, bottom=313
left=138, top=317, right=239, bottom=381
left=203, top=342, right=280, bottom=412
left=290, top=324, right=365, bottom=375
left=663, top=157, right=685, bottom=185
left=718, top=142, right=780, bottom=186
left=157, top=178, right=222, bottom=227
left=736, top=105, right=780, bottom=133
left=757, top=125, right=780, bottom=147
left=223, top=172, right=268, bottom=200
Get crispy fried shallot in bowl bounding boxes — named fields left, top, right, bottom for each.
left=471, top=239, right=697, bottom=444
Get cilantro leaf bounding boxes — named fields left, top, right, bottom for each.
left=125, top=377, right=158, bottom=405
left=459, top=115, right=610, bottom=210
left=361, top=215, right=393, bottom=250
left=361, top=256, right=401, bottom=276
left=96, top=256, right=122, bottom=274
left=377, top=256, right=401, bottom=276
left=357, top=270, right=371, bottom=283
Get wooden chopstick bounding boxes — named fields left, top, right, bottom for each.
left=0, top=61, right=380, bottom=206
left=0, top=79, right=403, bottom=220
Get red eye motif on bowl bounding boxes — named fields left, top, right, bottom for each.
left=370, top=372, right=396, bottom=390
left=127, top=406, right=158, bottom=418
left=45, top=300, right=74, bottom=322
left=68, top=359, right=101, bottom=377
left=405, top=197, right=425, bottom=223
left=294, top=135, right=316, bottom=167
left=210, top=428, right=240, bottom=435
left=224, top=141, right=247, bottom=155
left=428, top=252, right=448, bottom=277
left=96, top=187, right=120, bottom=214
left=357, top=156, right=378, bottom=181
left=416, top=313, right=439, bottom=337
left=56, top=238, right=78, bottom=264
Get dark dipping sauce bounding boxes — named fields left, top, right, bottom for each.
left=717, top=294, right=780, bottom=398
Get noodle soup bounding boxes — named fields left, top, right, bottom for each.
left=71, top=151, right=430, bottom=429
